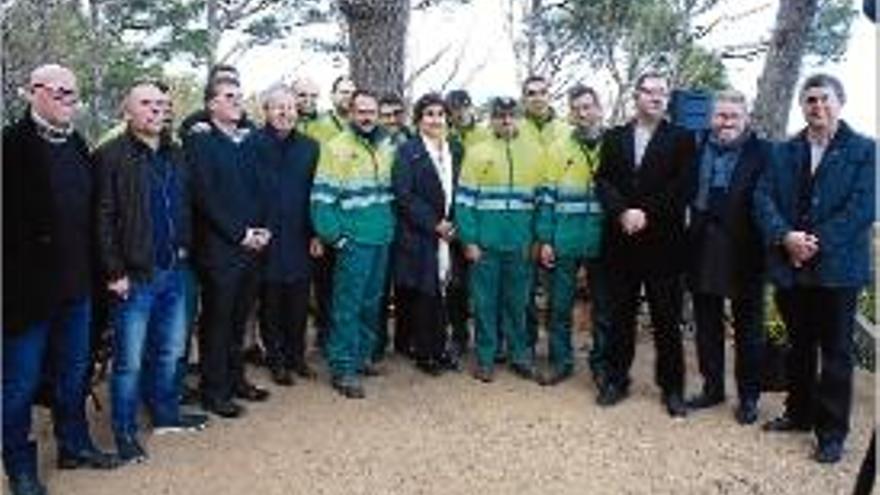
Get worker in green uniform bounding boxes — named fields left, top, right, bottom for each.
left=310, top=90, right=395, bottom=399
left=456, top=97, right=546, bottom=383
left=535, top=84, right=607, bottom=386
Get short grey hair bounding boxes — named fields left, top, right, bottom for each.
left=799, top=73, right=846, bottom=105
left=713, top=89, right=748, bottom=109
left=261, top=83, right=294, bottom=109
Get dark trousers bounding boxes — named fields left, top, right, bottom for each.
left=585, top=257, right=612, bottom=377
left=259, top=280, right=309, bottom=371
left=774, top=286, right=858, bottom=443
left=407, top=288, right=447, bottom=362
left=394, top=285, right=415, bottom=356
left=692, top=280, right=764, bottom=402
left=199, top=260, right=260, bottom=404
left=606, top=269, right=684, bottom=396
left=312, top=250, right=336, bottom=347
left=446, top=257, right=470, bottom=350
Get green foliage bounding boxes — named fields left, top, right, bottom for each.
left=805, top=0, right=858, bottom=63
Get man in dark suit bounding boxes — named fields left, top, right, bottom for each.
left=754, top=73, right=875, bottom=464
left=595, top=72, right=695, bottom=417
left=188, top=76, right=271, bottom=418
left=682, top=89, right=771, bottom=425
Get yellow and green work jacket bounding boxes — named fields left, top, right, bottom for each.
left=310, top=128, right=395, bottom=246
left=298, top=110, right=346, bottom=145
left=456, top=131, right=546, bottom=251
left=450, top=123, right=493, bottom=151
left=535, top=131, right=604, bottom=258
left=518, top=113, right=571, bottom=151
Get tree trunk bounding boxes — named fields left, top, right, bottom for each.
left=340, top=0, right=410, bottom=97
left=88, top=0, right=105, bottom=139
left=751, top=0, right=818, bottom=139
left=206, top=0, right=221, bottom=68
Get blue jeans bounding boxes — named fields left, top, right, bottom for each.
left=2, top=298, right=94, bottom=477
left=111, top=268, right=186, bottom=437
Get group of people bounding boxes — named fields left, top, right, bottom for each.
left=3, top=60, right=874, bottom=495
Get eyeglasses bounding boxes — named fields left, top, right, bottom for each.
left=525, top=88, right=548, bottom=97
left=297, top=92, right=318, bottom=99
left=32, top=83, right=79, bottom=103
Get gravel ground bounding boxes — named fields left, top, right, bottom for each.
left=29, top=329, right=875, bottom=495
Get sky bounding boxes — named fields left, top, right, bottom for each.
left=222, top=0, right=877, bottom=136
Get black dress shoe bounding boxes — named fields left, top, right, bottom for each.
left=415, top=359, right=444, bottom=377
left=734, top=400, right=759, bottom=425
left=57, top=446, right=121, bottom=470
left=202, top=399, right=245, bottom=418
left=814, top=439, right=844, bottom=464
left=762, top=415, right=812, bottom=433
left=596, top=383, right=629, bottom=407
left=235, top=383, right=271, bottom=402
left=8, top=474, right=48, bottom=495
left=685, top=392, right=725, bottom=410
left=293, top=363, right=317, bottom=379
left=664, top=393, right=688, bottom=418
left=538, top=368, right=573, bottom=386
left=271, top=368, right=295, bottom=386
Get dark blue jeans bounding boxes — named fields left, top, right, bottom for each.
left=2, top=297, right=95, bottom=477
left=111, top=268, right=186, bottom=437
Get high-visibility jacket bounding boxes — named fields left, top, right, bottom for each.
left=518, top=113, right=571, bottom=151
left=536, top=131, right=604, bottom=258
left=298, top=110, right=346, bottom=145
left=456, top=131, right=545, bottom=251
left=310, top=128, right=395, bottom=246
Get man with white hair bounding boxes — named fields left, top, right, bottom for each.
left=252, top=85, right=321, bottom=385
left=3, top=64, right=119, bottom=495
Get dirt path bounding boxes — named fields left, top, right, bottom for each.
left=36, top=337, right=873, bottom=495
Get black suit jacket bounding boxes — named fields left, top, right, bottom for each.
left=391, top=136, right=463, bottom=295
left=596, top=119, right=695, bottom=275
left=186, top=125, right=265, bottom=272
left=683, top=131, right=770, bottom=295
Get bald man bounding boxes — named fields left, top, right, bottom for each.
left=94, top=82, right=209, bottom=465
left=3, top=64, right=119, bottom=495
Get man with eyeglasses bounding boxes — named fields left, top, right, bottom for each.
left=754, top=73, right=875, bottom=464
left=188, top=76, right=271, bottom=418
left=456, top=97, right=546, bottom=383
left=3, top=64, right=120, bottom=495
left=94, top=81, right=211, bottom=465
left=179, top=64, right=255, bottom=140
left=595, top=71, right=695, bottom=418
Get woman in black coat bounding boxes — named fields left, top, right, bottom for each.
left=392, top=93, right=463, bottom=375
